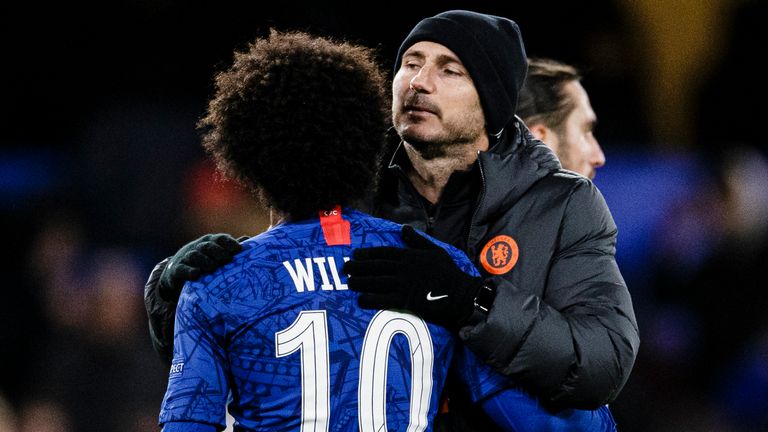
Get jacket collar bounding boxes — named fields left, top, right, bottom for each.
left=378, top=118, right=560, bottom=216
left=474, top=117, right=561, bottom=223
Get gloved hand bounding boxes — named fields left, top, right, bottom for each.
left=343, top=225, right=483, bottom=331
left=158, top=233, right=243, bottom=302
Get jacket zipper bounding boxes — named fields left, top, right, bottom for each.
left=466, top=153, right=486, bottom=261
left=393, top=166, right=435, bottom=233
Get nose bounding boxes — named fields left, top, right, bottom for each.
left=409, top=67, right=434, bottom=93
left=590, top=136, right=606, bottom=169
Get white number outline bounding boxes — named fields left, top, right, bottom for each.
left=275, top=311, right=330, bottom=432
left=275, top=310, right=434, bottom=432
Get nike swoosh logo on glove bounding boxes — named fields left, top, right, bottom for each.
left=426, top=292, right=448, bottom=301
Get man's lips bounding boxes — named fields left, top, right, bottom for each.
left=404, top=106, right=436, bottom=116
left=403, top=93, right=439, bottom=116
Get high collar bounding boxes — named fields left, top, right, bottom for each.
left=384, top=118, right=560, bottom=213
left=387, top=143, right=479, bottom=208
left=370, top=118, right=561, bottom=258
left=472, top=118, right=561, bottom=223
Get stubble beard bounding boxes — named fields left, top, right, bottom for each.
left=394, top=112, right=484, bottom=160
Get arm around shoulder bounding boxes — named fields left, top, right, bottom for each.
left=144, top=257, right=176, bottom=366
left=545, top=180, right=640, bottom=407
left=144, top=233, right=244, bottom=366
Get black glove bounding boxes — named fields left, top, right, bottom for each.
left=343, top=225, right=483, bottom=331
left=144, top=258, right=176, bottom=365
left=158, top=233, right=243, bottom=302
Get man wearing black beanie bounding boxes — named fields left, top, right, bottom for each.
left=143, top=9, right=638, bottom=432
left=394, top=10, right=528, bottom=136
left=347, top=10, right=639, bottom=430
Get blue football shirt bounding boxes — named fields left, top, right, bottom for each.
left=160, top=208, right=477, bottom=431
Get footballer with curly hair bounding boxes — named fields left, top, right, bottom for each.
left=159, top=29, right=476, bottom=431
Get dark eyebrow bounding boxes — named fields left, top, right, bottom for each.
left=402, top=50, right=463, bottom=67
left=402, top=50, right=426, bottom=61
left=435, top=53, right=463, bottom=68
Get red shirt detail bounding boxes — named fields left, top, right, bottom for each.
left=319, top=205, right=351, bottom=246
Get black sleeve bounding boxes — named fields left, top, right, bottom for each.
left=144, top=257, right=176, bottom=366
left=459, top=180, right=640, bottom=409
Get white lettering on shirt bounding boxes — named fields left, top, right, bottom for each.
left=283, top=256, right=350, bottom=293
left=283, top=258, right=314, bottom=293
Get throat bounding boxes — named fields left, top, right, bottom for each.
left=404, top=158, right=452, bottom=205
left=404, top=152, right=476, bottom=205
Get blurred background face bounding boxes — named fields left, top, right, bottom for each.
left=544, top=80, right=604, bottom=179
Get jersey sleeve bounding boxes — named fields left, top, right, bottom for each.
left=162, top=422, right=220, bottom=432
left=454, top=345, right=617, bottom=431
left=158, top=281, right=230, bottom=429
left=481, top=393, right=617, bottom=432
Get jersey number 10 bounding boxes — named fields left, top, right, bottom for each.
left=275, top=310, right=436, bottom=432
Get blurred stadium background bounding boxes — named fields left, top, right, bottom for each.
left=2, top=0, right=767, bottom=430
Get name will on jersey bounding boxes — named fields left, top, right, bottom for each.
left=282, top=256, right=350, bottom=293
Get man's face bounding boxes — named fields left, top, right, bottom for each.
left=392, top=41, right=486, bottom=158
left=548, top=81, right=605, bottom=179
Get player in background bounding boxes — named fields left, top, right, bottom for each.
left=157, top=30, right=616, bottom=431
left=518, top=57, right=605, bottom=179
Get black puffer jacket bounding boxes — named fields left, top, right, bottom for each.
left=374, top=119, right=639, bottom=411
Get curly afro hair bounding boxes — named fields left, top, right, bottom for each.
left=199, top=30, right=390, bottom=219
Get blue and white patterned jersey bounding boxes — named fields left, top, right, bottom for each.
left=160, top=208, right=477, bottom=431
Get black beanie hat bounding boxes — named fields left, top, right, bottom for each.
left=395, top=10, right=527, bottom=135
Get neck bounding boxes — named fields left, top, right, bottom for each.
left=403, top=135, right=489, bottom=204
left=269, top=208, right=286, bottom=228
